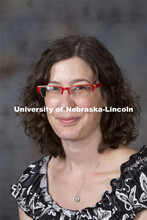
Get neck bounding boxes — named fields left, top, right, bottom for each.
left=61, top=128, right=103, bottom=176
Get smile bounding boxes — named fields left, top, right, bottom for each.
left=58, top=117, right=81, bottom=125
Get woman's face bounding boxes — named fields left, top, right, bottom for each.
left=45, top=57, right=106, bottom=141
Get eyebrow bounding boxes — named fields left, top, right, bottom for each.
left=48, top=79, right=91, bottom=84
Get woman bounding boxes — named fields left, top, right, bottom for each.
left=11, top=35, right=147, bottom=219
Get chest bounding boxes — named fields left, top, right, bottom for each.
left=47, top=170, right=120, bottom=210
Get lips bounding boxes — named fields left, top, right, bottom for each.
left=58, top=117, right=81, bottom=125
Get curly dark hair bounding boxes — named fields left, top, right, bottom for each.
left=19, top=35, right=140, bottom=158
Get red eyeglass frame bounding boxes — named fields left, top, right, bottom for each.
left=37, top=83, right=103, bottom=96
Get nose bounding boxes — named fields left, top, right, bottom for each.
left=59, top=89, right=75, bottom=109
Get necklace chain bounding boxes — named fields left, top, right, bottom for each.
left=68, top=158, right=100, bottom=202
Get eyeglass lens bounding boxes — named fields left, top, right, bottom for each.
left=41, top=85, right=93, bottom=98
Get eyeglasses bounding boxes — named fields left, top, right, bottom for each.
left=37, top=83, right=103, bottom=98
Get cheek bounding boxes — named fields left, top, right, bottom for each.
left=76, top=96, right=104, bottom=108
left=84, top=112, right=102, bottom=125
left=45, top=98, right=58, bottom=108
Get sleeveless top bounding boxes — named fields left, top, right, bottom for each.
left=11, top=146, right=147, bottom=220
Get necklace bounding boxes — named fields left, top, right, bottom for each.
left=67, top=158, right=100, bottom=202
left=69, top=170, right=85, bottom=202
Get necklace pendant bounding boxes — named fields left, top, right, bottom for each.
left=74, top=194, right=80, bottom=202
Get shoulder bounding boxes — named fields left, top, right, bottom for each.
left=102, top=144, right=138, bottom=174
left=11, top=156, right=50, bottom=217
left=11, top=155, right=50, bottom=192
left=115, top=144, right=147, bottom=170
left=100, top=145, right=147, bottom=218
left=112, top=144, right=147, bottom=185
left=112, top=145, right=147, bottom=217
left=114, top=144, right=137, bottom=160
left=14, top=156, right=49, bottom=185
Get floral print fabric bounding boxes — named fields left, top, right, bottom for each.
left=11, top=146, right=147, bottom=219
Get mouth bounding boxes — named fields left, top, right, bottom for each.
left=58, top=117, right=81, bottom=125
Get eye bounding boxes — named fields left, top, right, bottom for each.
left=73, top=86, right=87, bottom=91
left=46, top=86, right=60, bottom=91
left=72, top=86, right=92, bottom=93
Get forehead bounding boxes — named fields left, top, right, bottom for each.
left=50, top=57, right=94, bottom=83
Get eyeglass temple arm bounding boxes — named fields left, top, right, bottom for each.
left=95, top=83, right=103, bottom=88
left=37, top=86, right=41, bottom=93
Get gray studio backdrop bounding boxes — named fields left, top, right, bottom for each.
left=0, top=0, right=147, bottom=219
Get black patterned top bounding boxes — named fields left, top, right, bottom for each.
left=11, top=146, right=147, bottom=220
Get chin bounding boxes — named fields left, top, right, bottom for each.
left=55, top=129, right=81, bottom=141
